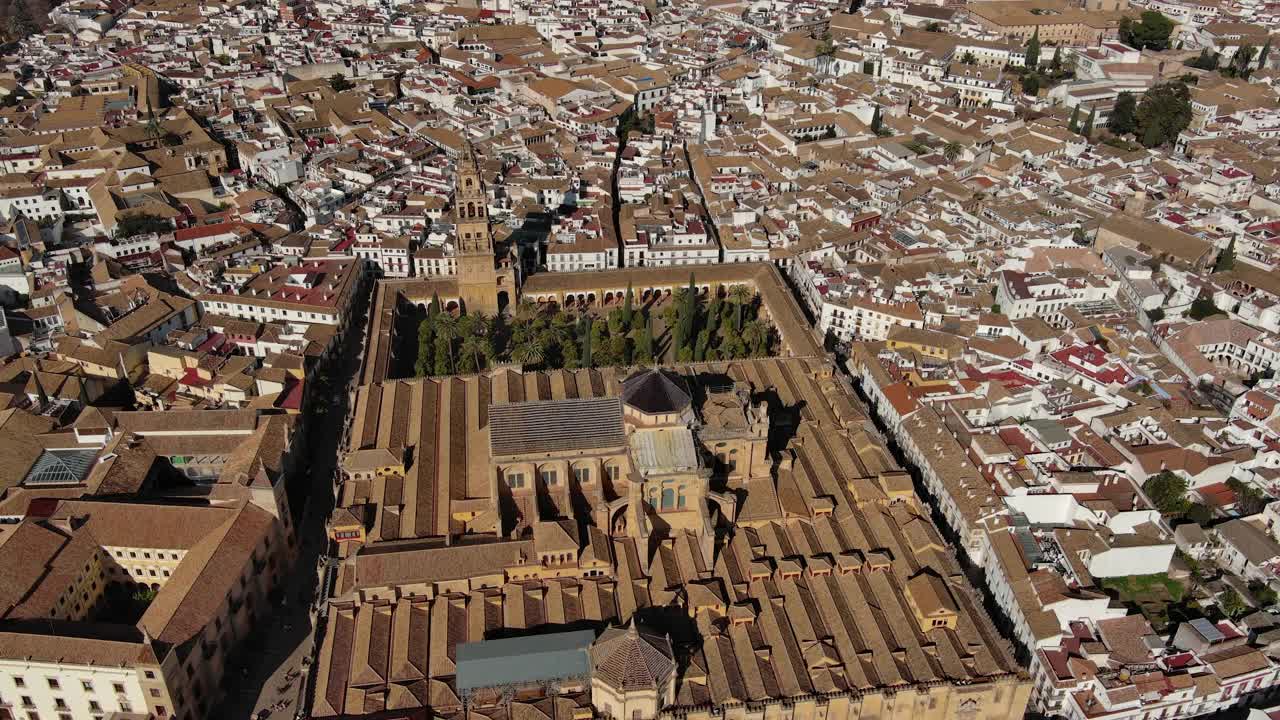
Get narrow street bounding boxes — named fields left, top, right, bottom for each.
left=219, top=276, right=373, bottom=720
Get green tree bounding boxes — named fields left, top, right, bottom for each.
left=742, top=321, right=769, bottom=357
left=1108, top=92, right=1138, bottom=136
left=1072, top=226, right=1088, bottom=245
left=815, top=32, right=835, bottom=56
left=924, top=21, right=944, bottom=32
left=1120, top=11, right=1175, bottom=51
left=1022, top=73, right=1041, bottom=96
left=1214, top=237, right=1236, bottom=272
left=1227, top=478, right=1268, bottom=516
left=512, top=339, right=544, bottom=368
left=1145, top=470, right=1190, bottom=515
left=329, top=73, right=354, bottom=92
left=7, top=0, right=38, bottom=40
left=415, top=315, right=436, bottom=377
left=728, top=284, right=753, bottom=331
left=943, top=141, right=962, bottom=163
left=622, top=283, right=635, bottom=331
left=581, top=317, right=593, bottom=368
left=1050, top=44, right=1062, bottom=72
left=434, top=314, right=458, bottom=373
left=607, top=307, right=628, bottom=336
left=1025, top=28, right=1040, bottom=70
left=1232, top=45, right=1256, bottom=77
left=609, top=335, right=629, bottom=365
left=1082, top=105, right=1096, bottom=139
left=1259, top=40, right=1272, bottom=70
left=678, top=275, right=699, bottom=356
left=1187, top=48, right=1219, bottom=71
left=461, top=335, right=488, bottom=373
left=1220, top=588, right=1247, bottom=619
left=635, top=313, right=654, bottom=364
left=432, top=336, right=451, bottom=375
left=1136, top=82, right=1193, bottom=148
left=1068, top=104, right=1081, bottom=133
left=692, top=329, right=708, bottom=362
left=1189, top=294, right=1222, bottom=320
left=961, top=51, right=977, bottom=65
left=1185, top=503, right=1212, bottom=525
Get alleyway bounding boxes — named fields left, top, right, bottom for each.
left=219, top=276, right=373, bottom=720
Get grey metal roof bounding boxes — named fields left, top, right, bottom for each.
left=24, top=449, right=99, bottom=486
left=456, top=630, right=595, bottom=692
left=489, top=397, right=625, bottom=456
left=1025, top=419, right=1071, bottom=447
left=630, top=427, right=698, bottom=474
left=1189, top=617, right=1224, bottom=643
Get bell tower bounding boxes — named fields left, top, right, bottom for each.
left=454, top=142, right=502, bottom=314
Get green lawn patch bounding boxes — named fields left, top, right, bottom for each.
left=1101, top=573, right=1186, bottom=603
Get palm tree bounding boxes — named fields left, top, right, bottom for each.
left=727, top=284, right=754, bottom=331
left=513, top=299, right=539, bottom=325
left=434, top=313, right=458, bottom=373
left=511, top=339, right=544, bottom=368
left=672, top=286, right=692, bottom=310
left=461, top=335, right=488, bottom=373
left=943, top=141, right=962, bottom=163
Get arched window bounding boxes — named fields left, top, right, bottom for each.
left=661, top=488, right=675, bottom=510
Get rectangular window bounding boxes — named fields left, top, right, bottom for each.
left=506, top=472, right=525, bottom=489
left=573, top=467, right=589, bottom=484
left=542, top=469, right=558, bottom=486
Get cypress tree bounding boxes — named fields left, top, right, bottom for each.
left=870, top=105, right=883, bottom=135
left=678, top=275, right=698, bottom=355
left=636, top=313, right=654, bottom=364
left=1082, top=105, right=1096, bottom=139
left=8, top=0, right=38, bottom=40
left=622, top=282, right=634, bottom=332
left=1025, top=29, right=1040, bottom=70
left=581, top=317, right=593, bottom=368
left=1068, top=105, right=1081, bottom=133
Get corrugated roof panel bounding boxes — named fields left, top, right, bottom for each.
left=489, top=397, right=624, bottom=456
left=455, top=629, right=594, bottom=692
